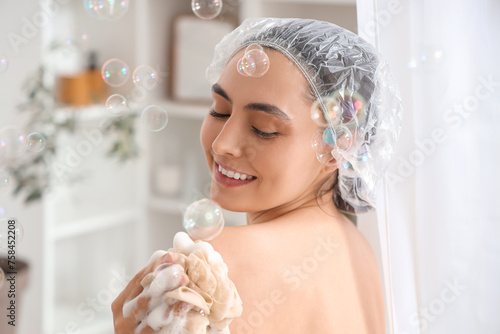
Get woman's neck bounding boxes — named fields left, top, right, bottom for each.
left=245, top=189, right=341, bottom=225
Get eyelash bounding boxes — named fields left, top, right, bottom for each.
left=208, top=109, right=279, bottom=139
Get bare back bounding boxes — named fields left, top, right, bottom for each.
left=209, top=209, right=386, bottom=334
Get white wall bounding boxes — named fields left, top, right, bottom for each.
left=0, top=1, right=45, bottom=333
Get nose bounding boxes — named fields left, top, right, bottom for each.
left=211, top=115, right=244, bottom=158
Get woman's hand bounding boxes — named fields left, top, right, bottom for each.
left=111, top=251, right=190, bottom=334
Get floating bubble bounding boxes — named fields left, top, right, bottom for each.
left=238, top=50, right=270, bottom=77
left=101, top=58, right=130, bottom=87
left=132, top=65, right=159, bottom=91
left=152, top=263, right=182, bottom=290
left=183, top=198, right=224, bottom=241
left=312, top=128, right=335, bottom=155
left=153, top=262, right=175, bottom=278
left=0, top=126, right=26, bottom=158
left=245, top=43, right=263, bottom=53
left=0, top=218, right=24, bottom=250
left=237, top=58, right=249, bottom=77
left=84, top=0, right=129, bottom=21
left=106, top=94, right=129, bottom=116
left=26, top=132, right=46, bottom=152
left=320, top=91, right=366, bottom=129
left=191, top=0, right=223, bottom=20
left=141, top=105, right=168, bottom=132
left=0, top=170, right=12, bottom=195
left=0, top=54, right=8, bottom=74
left=335, top=126, right=353, bottom=151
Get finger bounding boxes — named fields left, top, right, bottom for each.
left=123, top=295, right=151, bottom=321
left=138, top=323, right=155, bottom=334
left=112, top=265, right=152, bottom=318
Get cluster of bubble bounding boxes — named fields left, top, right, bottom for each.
left=182, top=198, right=224, bottom=241
left=0, top=54, right=8, bottom=74
left=0, top=126, right=47, bottom=158
left=84, top=0, right=129, bottom=21
left=0, top=218, right=25, bottom=251
left=101, top=59, right=168, bottom=131
left=191, top=0, right=223, bottom=20
left=310, top=90, right=367, bottom=167
left=237, top=44, right=270, bottom=78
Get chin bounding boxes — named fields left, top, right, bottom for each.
left=210, top=185, right=248, bottom=213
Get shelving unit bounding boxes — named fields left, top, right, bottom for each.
left=38, top=1, right=358, bottom=333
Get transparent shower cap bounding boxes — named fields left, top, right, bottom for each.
left=206, top=18, right=402, bottom=214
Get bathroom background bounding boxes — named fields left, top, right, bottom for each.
left=1, top=1, right=499, bottom=334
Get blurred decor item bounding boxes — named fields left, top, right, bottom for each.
left=169, top=15, right=236, bottom=103
left=0, top=258, right=29, bottom=334
left=2, top=64, right=137, bottom=204
left=57, top=74, right=92, bottom=106
left=56, top=51, right=107, bottom=107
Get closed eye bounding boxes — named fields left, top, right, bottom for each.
left=209, top=109, right=229, bottom=119
left=209, top=109, right=278, bottom=139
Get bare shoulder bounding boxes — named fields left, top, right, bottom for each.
left=207, top=214, right=385, bottom=334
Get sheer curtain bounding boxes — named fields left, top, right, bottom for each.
left=356, top=0, right=500, bottom=333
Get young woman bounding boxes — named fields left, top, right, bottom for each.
left=112, top=17, right=402, bottom=334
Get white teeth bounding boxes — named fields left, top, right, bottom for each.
left=218, top=163, right=254, bottom=180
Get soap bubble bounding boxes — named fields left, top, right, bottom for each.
left=311, top=128, right=338, bottom=167
left=26, top=132, right=46, bottom=152
left=312, top=91, right=366, bottom=129
left=106, top=94, right=129, bottom=116
left=141, top=105, right=168, bottom=132
left=84, top=0, right=129, bottom=21
left=152, top=263, right=182, bottom=290
left=237, top=49, right=270, bottom=77
left=0, top=170, right=12, bottom=195
left=132, top=65, right=159, bottom=91
left=311, top=98, right=340, bottom=128
left=334, top=126, right=353, bottom=151
left=153, top=262, right=175, bottom=278
left=101, top=58, right=130, bottom=87
left=0, top=218, right=24, bottom=250
left=183, top=198, right=224, bottom=241
left=191, top=0, right=223, bottom=20
left=0, top=126, right=26, bottom=158
left=245, top=43, right=263, bottom=53
left=0, top=54, right=8, bottom=74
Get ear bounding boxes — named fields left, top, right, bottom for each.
left=319, top=157, right=339, bottom=175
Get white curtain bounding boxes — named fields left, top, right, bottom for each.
left=357, top=0, right=500, bottom=333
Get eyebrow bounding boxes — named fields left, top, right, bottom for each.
left=212, top=83, right=292, bottom=121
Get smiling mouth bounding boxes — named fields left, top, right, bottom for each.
left=217, top=163, right=256, bottom=180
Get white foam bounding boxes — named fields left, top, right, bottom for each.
left=124, top=232, right=234, bottom=333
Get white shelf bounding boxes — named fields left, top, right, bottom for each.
left=50, top=209, right=137, bottom=241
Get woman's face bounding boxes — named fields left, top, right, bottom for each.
left=200, top=49, right=336, bottom=221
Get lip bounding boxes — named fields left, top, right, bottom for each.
left=213, top=161, right=257, bottom=187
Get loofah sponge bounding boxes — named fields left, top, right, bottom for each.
left=123, top=232, right=242, bottom=333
